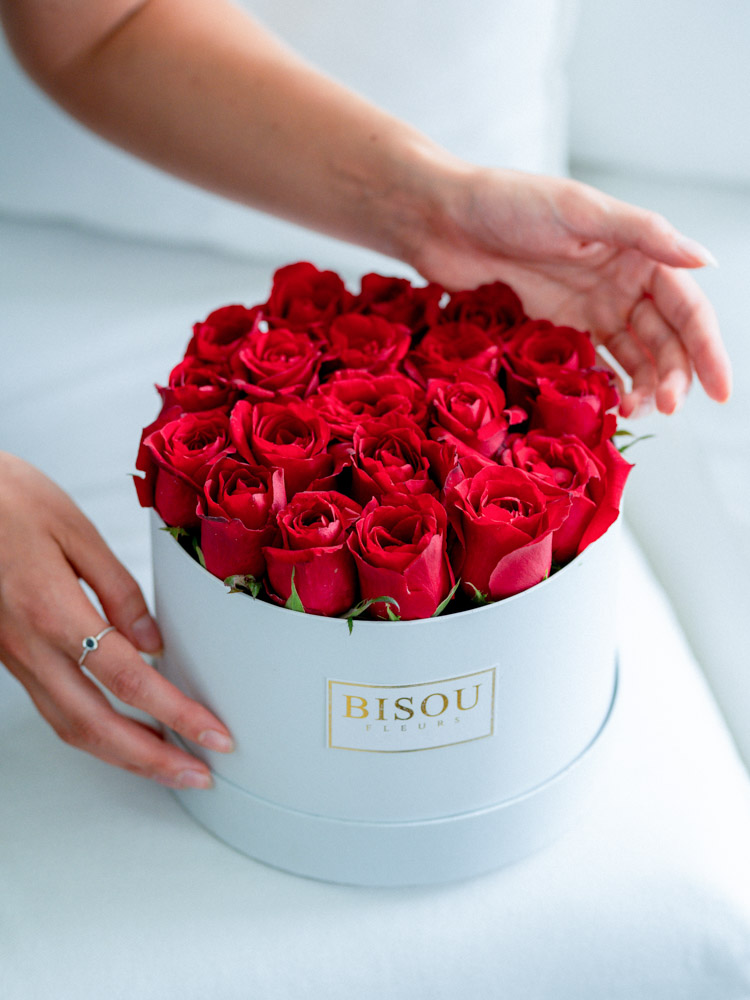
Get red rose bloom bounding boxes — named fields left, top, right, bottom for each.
left=350, top=414, right=446, bottom=504
left=440, top=280, right=525, bottom=334
left=185, top=305, right=260, bottom=362
left=354, top=273, right=443, bottom=330
left=229, top=326, right=323, bottom=401
left=263, top=491, right=361, bottom=616
left=501, top=431, right=632, bottom=561
left=532, top=368, right=619, bottom=447
left=323, top=313, right=412, bottom=374
left=502, top=320, right=599, bottom=407
left=404, top=321, right=502, bottom=384
left=264, top=261, right=354, bottom=331
left=427, top=369, right=526, bottom=461
left=311, top=370, right=427, bottom=440
left=157, top=356, right=236, bottom=414
left=230, top=398, right=336, bottom=496
left=137, top=410, right=234, bottom=527
left=198, top=456, right=286, bottom=580
left=347, top=492, right=454, bottom=620
left=445, top=461, right=570, bottom=601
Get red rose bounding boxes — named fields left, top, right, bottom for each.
left=198, top=456, right=286, bottom=580
left=185, top=305, right=260, bottom=362
left=230, top=398, right=336, bottom=496
left=427, top=369, right=526, bottom=461
left=440, top=280, right=525, bottom=334
left=263, top=491, right=361, bottom=616
left=157, top=356, right=236, bottom=413
left=264, top=262, right=354, bottom=331
left=532, top=369, right=619, bottom=447
left=404, top=321, right=502, bottom=384
left=347, top=492, right=454, bottom=620
left=229, top=326, right=323, bottom=401
left=311, top=370, right=427, bottom=440
left=502, top=320, right=599, bottom=407
left=350, top=414, right=447, bottom=504
left=501, top=431, right=632, bottom=561
left=323, top=313, right=411, bottom=374
left=445, top=461, right=570, bottom=601
left=355, top=273, right=443, bottom=330
left=137, top=410, right=234, bottom=527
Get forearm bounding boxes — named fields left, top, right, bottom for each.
left=4, top=0, right=463, bottom=261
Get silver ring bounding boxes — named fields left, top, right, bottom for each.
left=78, top=625, right=117, bottom=667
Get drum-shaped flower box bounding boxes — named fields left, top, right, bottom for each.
left=151, top=509, right=619, bottom=886
left=137, top=264, right=630, bottom=885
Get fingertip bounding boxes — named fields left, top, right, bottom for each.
left=198, top=729, right=235, bottom=753
left=673, top=235, right=719, bottom=268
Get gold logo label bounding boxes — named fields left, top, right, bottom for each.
left=327, top=667, right=496, bottom=753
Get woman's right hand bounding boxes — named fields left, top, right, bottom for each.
left=0, top=452, right=234, bottom=787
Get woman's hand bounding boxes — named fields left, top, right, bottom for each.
left=0, top=452, right=234, bottom=786
left=410, top=167, right=732, bottom=418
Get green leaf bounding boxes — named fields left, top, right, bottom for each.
left=191, top=538, right=207, bottom=569
left=385, top=603, right=401, bottom=622
left=160, top=525, right=189, bottom=541
left=467, top=582, right=490, bottom=606
left=612, top=429, right=635, bottom=438
left=431, top=579, right=461, bottom=617
left=618, top=433, right=655, bottom=455
left=342, top=595, right=401, bottom=633
left=284, top=568, right=306, bottom=613
left=224, top=574, right=262, bottom=598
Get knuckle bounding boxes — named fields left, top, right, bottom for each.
left=107, top=665, right=144, bottom=705
left=59, top=715, right=105, bottom=751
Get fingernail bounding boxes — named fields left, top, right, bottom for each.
left=176, top=769, right=213, bottom=790
left=199, top=729, right=235, bottom=753
left=132, top=613, right=163, bottom=654
left=674, top=236, right=719, bottom=267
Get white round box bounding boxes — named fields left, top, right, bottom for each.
left=151, top=510, right=619, bottom=886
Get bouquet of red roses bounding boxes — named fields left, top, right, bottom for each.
left=134, top=262, right=632, bottom=622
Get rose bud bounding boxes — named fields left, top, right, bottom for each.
left=198, top=456, right=286, bottom=581
left=445, top=462, right=571, bottom=601
left=502, top=320, right=599, bottom=407
left=350, top=414, right=439, bottom=504
left=323, top=313, right=412, bottom=375
left=311, top=370, right=428, bottom=440
left=404, top=321, right=502, bottom=385
left=440, top=280, right=525, bottom=334
left=347, top=492, right=454, bottom=621
left=264, top=261, right=354, bottom=331
left=263, top=491, right=362, bottom=616
left=501, top=431, right=632, bottom=561
left=427, top=369, right=526, bottom=461
left=230, top=398, right=337, bottom=496
left=184, top=304, right=261, bottom=362
left=157, top=356, right=236, bottom=414
left=136, top=410, right=234, bottom=527
left=229, top=326, right=323, bottom=401
left=354, top=273, right=443, bottom=330
left=531, top=368, right=619, bottom=447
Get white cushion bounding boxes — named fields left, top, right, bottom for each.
left=569, top=0, right=750, bottom=185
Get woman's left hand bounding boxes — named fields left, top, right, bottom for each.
left=410, top=167, right=732, bottom=417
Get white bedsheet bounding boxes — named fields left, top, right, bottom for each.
left=1, top=218, right=750, bottom=999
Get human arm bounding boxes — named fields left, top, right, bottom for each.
left=1, top=0, right=732, bottom=416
